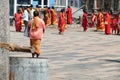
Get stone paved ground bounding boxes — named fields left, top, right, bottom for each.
left=10, top=25, right=120, bottom=80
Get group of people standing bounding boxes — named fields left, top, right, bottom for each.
left=14, top=5, right=46, bottom=58
left=82, top=8, right=120, bottom=35
left=13, top=5, right=120, bottom=57
left=13, top=5, right=73, bottom=57
left=58, top=6, right=72, bottom=34
left=14, top=5, right=72, bottom=34
left=43, top=6, right=72, bottom=35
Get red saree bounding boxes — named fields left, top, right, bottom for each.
left=105, top=13, right=111, bottom=35
left=14, top=13, right=22, bottom=32
left=67, top=8, right=72, bottom=24
left=58, top=12, right=65, bottom=34
left=112, top=17, right=118, bottom=34
left=82, top=13, right=88, bottom=31
left=63, top=11, right=67, bottom=28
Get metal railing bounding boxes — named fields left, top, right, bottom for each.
left=72, top=5, right=85, bottom=14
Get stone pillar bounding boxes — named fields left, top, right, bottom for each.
left=59, top=0, right=60, bottom=5
left=41, top=0, right=44, bottom=8
left=0, top=0, right=10, bottom=80
left=14, top=0, right=17, bottom=14
left=102, top=0, right=104, bottom=10
left=47, top=0, right=50, bottom=7
left=30, top=0, right=33, bottom=4
left=55, top=0, right=57, bottom=5
left=94, top=0, right=97, bottom=10
left=9, top=57, right=48, bottom=80
left=111, top=0, right=114, bottom=11
left=86, top=0, right=89, bottom=12
left=119, top=0, right=120, bottom=10
left=66, top=0, right=68, bottom=7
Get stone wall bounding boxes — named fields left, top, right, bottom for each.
left=0, top=0, right=10, bottom=80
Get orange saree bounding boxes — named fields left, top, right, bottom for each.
left=51, top=9, right=58, bottom=25
left=96, top=12, right=105, bottom=31
left=45, top=9, right=51, bottom=26
left=58, top=12, right=65, bottom=34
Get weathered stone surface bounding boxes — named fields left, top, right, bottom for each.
left=9, top=57, right=48, bottom=80
left=10, top=25, right=120, bottom=80
left=0, top=0, right=10, bottom=80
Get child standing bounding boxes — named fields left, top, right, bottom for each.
left=112, top=14, right=118, bottom=34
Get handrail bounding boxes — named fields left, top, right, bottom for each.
left=72, top=5, right=85, bottom=14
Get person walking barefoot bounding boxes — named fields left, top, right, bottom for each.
left=28, top=11, right=46, bottom=58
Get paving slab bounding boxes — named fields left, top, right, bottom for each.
left=10, top=25, right=120, bottom=80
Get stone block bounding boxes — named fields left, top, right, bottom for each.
left=9, top=57, right=48, bottom=80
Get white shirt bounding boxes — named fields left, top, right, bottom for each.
left=22, top=10, right=29, bottom=21
left=30, top=9, right=35, bottom=19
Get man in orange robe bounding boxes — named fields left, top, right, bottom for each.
left=67, top=6, right=72, bottom=24
left=51, top=6, right=58, bottom=25
left=96, top=9, right=105, bottom=31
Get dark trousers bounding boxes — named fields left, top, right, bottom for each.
left=24, top=20, right=30, bottom=37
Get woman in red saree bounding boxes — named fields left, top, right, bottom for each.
left=14, top=9, right=22, bottom=32
left=96, top=9, right=105, bottom=31
left=82, top=9, right=88, bottom=32
left=19, top=6, right=24, bottom=27
left=58, top=9, right=65, bottom=35
left=105, top=11, right=111, bottom=35
left=51, top=6, right=58, bottom=25
left=67, top=6, right=72, bottom=24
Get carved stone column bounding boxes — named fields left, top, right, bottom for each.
left=0, top=0, right=10, bottom=80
